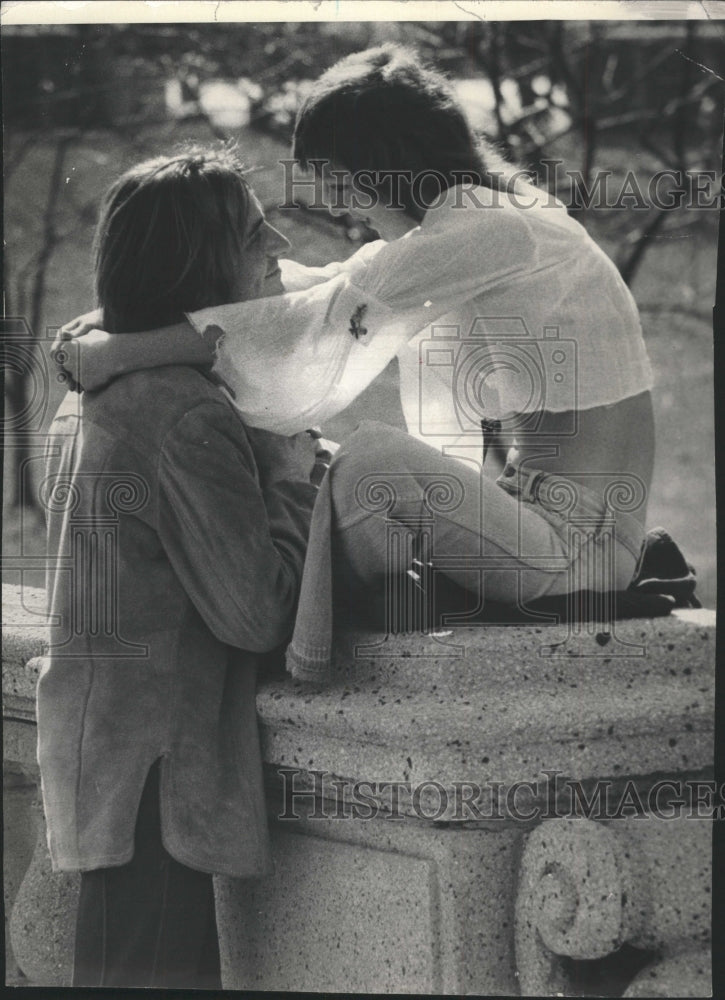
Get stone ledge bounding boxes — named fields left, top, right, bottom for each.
left=215, top=809, right=522, bottom=995
left=2, top=584, right=47, bottom=697
left=2, top=583, right=715, bottom=995
left=3, top=584, right=47, bottom=724
left=256, top=610, right=714, bottom=789
left=3, top=584, right=715, bottom=788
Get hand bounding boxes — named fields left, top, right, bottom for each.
left=246, top=427, right=320, bottom=488
left=52, top=309, right=108, bottom=391
left=51, top=328, right=113, bottom=393
left=59, top=307, right=104, bottom=340
left=304, top=427, right=339, bottom=485
left=305, top=426, right=340, bottom=464
left=51, top=320, right=210, bottom=395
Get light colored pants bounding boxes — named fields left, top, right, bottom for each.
left=327, top=421, right=646, bottom=609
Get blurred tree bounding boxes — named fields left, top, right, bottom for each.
left=3, top=19, right=722, bottom=512
left=457, top=20, right=722, bottom=284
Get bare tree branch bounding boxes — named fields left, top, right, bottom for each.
left=617, top=208, right=670, bottom=287
left=5, top=136, right=73, bottom=508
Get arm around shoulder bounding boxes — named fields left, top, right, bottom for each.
left=54, top=321, right=212, bottom=393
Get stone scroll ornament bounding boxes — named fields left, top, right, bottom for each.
left=514, top=816, right=711, bottom=997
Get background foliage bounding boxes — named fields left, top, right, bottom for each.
left=3, top=19, right=722, bottom=603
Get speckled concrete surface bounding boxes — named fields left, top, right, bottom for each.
left=2, top=584, right=47, bottom=706
left=215, top=811, right=522, bottom=995
left=6, top=586, right=714, bottom=800
left=2, top=584, right=715, bottom=993
left=255, top=609, right=715, bottom=808
left=8, top=796, right=79, bottom=988
left=515, top=816, right=712, bottom=995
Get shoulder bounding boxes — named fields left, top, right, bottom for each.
left=421, top=183, right=537, bottom=241
left=81, top=365, right=245, bottom=453
left=412, top=184, right=538, bottom=269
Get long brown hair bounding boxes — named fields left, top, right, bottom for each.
left=93, top=146, right=251, bottom=332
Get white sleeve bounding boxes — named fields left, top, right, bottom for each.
left=279, top=240, right=387, bottom=291
left=187, top=204, right=535, bottom=434
left=359, top=199, right=535, bottom=309
left=189, top=273, right=434, bottom=435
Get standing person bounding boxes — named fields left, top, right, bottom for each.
left=41, top=149, right=326, bottom=988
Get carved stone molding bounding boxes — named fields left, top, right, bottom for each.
left=3, top=583, right=715, bottom=994
left=515, top=816, right=711, bottom=996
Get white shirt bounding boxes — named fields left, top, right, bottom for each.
left=188, top=183, right=653, bottom=445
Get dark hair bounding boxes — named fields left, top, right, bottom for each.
left=293, top=44, right=526, bottom=220
left=93, top=146, right=252, bottom=332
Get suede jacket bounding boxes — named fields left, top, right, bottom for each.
left=38, top=365, right=316, bottom=875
